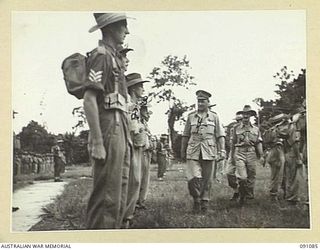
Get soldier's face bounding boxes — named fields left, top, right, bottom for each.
left=141, top=110, right=150, bottom=121
left=121, top=55, right=129, bottom=71
left=112, top=21, right=129, bottom=45
left=134, top=83, right=144, bottom=98
left=197, top=99, right=209, bottom=111
left=242, top=113, right=250, bottom=123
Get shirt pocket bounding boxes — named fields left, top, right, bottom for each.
left=205, top=121, right=215, bottom=135
left=206, top=139, right=216, bottom=156
left=236, top=130, right=245, bottom=142
left=190, top=121, right=198, bottom=133
left=248, top=131, right=258, bottom=142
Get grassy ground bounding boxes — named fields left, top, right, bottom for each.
left=29, top=163, right=310, bottom=231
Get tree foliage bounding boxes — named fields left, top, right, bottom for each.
left=148, top=55, right=196, bottom=155
left=63, top=130, right=89, bottom=164
left=19, top=120, right=54, bottom=153
left=254, top=66, right=306, bottom=124
left=72, top=106, right=87, bottom=132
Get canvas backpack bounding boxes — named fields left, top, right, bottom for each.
left=61, top=53, right=88, bottom=100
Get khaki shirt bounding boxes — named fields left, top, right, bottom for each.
left=183, top=110, right=225, bottom=160
left=233, top=122, right=262, bottom=147
left=142, top=121, right=152, bottom=151
left=128, top=97, right=145, bottom=147
left=84, top=40, right=128, bottom=112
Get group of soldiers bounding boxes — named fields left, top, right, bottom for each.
left=13, top=138, right=67, bottom=182
left=181, top=92, right=307, bottom=213
left=13, top=151, right=55, bottom=176
left=75, top=12, right=307, bottom=229
left=82, top=12, right=159, bottom=230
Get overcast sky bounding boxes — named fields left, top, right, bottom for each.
left=12, top=11, right=306, bottom=135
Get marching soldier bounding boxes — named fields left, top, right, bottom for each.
left=84, top=13, right=131, bottom=229
left=157, top=134, right=169, bottom=181
left=226, top=113, right=243, bottom=201
left=123, top=72, right=149, bottom=228
left=137, top=104, right=153, bottom=209
left=51, top=139, right=65, bottom=182
left=31, top=153, right=37, bottom=174
left=21, top=151, right=28, bottom=174
left=230, top=105, right=264, bottom=205
left=283, top=110, right=304, bottom=205
left=181, top=90, right=226, bottom=213
left=263, top=113, right=288, bottom=201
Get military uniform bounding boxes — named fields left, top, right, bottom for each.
left=138, top=112, right=153, bottom=208
left=21, top=152, right=28, bottom=174
left=25, top=154, right=31, bottom=174
left=283, top=120, right=303, bottom=203
left=123, top=73, right=149, bottom=225
left=84, top=34, right=131, bottom=228
left=51, top=144, right=64, bottom=181
left=124, top=95, right=143, bottom=223
left=232, top=120, right=262, bottom=201
left=182, top=90, right=225, bottom=212
left=157, top=136, right=169, bottom=180
left=263, top=114, right=288, bottom=199
left=226, top=115, right=243, bottom=199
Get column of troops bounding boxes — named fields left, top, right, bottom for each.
left=223, top=102, right=307, bottom=207
left=13, top=151, right=55, bottom=176
left=63, top=12, right=308, bottom=229
left=13, top=139, right=66, bottom=182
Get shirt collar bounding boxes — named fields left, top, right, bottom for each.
left=194, top=111, right=209, bottom=118
left=98, top=40, right=117, bottom=56
left=241, top=122, right=253, bottom=128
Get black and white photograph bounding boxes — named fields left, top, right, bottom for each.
left=11, top=11, right=309, bottom=232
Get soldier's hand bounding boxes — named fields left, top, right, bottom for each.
left=92, top=143, right=106, bottom=160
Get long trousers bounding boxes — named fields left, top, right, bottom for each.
left=284, top=148, right=303, bottom=202
left=124, top=146, right=142, bottom=221
left=266, top=146, right=285, bottom=196
left=138, top=151, right=151, bottom=205
left=234, top=147, right=257, bottom=199
left=157, top=153, right=166, bottom=178
left=86, top=110, right=130, bottom=229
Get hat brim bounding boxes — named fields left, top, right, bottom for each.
left=237, top=110, right=257, bottom=116
left=89, top=16, right=134, bottom=33
left=119, top=48, right=134, bottom=54
left=127, top=79, right=149, bottom=88
left=269, top=114, right=289, bottom=124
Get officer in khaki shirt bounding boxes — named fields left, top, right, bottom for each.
left=231, top=105, right=263, bottom=205
left=181, top=90, right=226, bottom=213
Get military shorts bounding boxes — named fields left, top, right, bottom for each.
left=186, top=159, right=214, bottom=181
